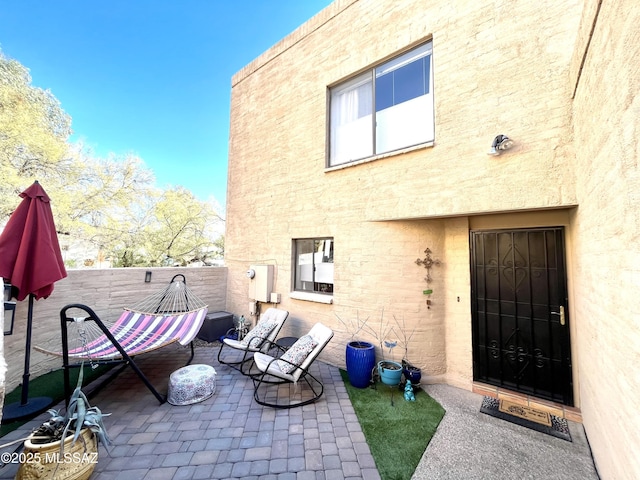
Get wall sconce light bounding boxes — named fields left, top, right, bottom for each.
left=4, top=283, right=16, bottom=336
left=487, top=134, right=514, bottom=155
left=145, top=271, right=152, bottom=283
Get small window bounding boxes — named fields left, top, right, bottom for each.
left=293, top=238, right=334, bottom=294
left=329, top=41, right=434, bottom=166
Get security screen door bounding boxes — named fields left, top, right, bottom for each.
left=471, top=227, right=573, bottom=405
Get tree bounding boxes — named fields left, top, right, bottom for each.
left=0, top=50, right=72, bottom=219
left=55, top=143, right=157, bottom=241
left=0, top=51, right=225, bottom=267
left=57, top=149, right=225, bottom=269
left=107, top=187, right=223, bottom=267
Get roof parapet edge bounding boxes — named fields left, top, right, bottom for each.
left=231, top=0, right=358, bottom=87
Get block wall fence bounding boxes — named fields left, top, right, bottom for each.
left=1, top=267, right=227, bottom=393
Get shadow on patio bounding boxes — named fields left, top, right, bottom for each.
left=0, top=343, right=380, bottom=480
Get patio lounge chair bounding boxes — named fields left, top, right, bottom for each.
left=252, top=322, right=334, bottom=408
left=217, top=307, right=289, bottom=375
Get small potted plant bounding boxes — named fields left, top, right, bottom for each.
left=16, top=365, right=112, bottom=480
left=394, top=315, right=422, bottom=389
left=402, top=360, right=422, bottom=388
left=378, top=339, right=403, bottom=386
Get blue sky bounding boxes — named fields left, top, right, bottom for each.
left=0, top=0, right=333, bottom=206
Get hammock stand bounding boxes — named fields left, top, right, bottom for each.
left=37, top=274, right=208, bottom=405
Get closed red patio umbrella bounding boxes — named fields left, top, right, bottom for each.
left=0, top=181, right=67, bottom=421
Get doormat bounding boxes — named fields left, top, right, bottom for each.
left=480, top=397, right=572, bottom=442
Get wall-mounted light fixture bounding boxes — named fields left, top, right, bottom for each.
left=4, top=283, right=16, bottom=336
left=145, top=271, right=152, bottom=283
left=487, top=134, right=514, bottom=155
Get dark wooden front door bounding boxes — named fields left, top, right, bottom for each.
left=471, top=227, right=573, bottom=405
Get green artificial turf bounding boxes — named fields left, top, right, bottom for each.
left=1, top=364, right=113, bottom=437
left=340, top=369, right=445, bottom=480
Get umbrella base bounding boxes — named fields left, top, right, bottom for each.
left=2, top=396, right=53, bottom=422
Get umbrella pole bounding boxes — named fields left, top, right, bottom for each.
left=3, top=294, right=53, bottom=422
left=20, top=294, right=35, bottom=405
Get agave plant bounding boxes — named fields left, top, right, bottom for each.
left=30, top=363, right=112, bottom=452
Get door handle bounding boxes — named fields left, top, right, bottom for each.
left=551, top=306, right=565, bottom=326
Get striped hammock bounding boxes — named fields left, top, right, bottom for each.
left=37, top=274, right=208, bottom=361
left=63, top=307, right=208, bottom=361
left=36, top=274, right=209, bottom=404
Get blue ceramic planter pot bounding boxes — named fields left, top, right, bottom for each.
left=403, top=364, right=422, bottom=385
left=378, top=360, right=403, bottom=386
left=345, top=341, right=376, bottom=388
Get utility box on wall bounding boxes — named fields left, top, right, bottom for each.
left=248, top=265, right=274, bottom=302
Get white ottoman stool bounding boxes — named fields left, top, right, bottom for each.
left=167, top=364, right=217, bottom=405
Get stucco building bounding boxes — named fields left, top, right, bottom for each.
left=224, top=1, right=640, bottom=478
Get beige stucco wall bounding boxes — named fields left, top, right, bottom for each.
left=229, top=0, right=581, bottom=225
left=226, top=0, right=582, bottom=378
left=2, top=267, right=227, bottom=392
left=569, top=1, right=640, bottom=478
left=225, top=0, right=639, bottom=477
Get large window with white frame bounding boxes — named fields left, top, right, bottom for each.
left=329, top=41, right=434, bottom=167
left=293, top=238, right=334, bottom=295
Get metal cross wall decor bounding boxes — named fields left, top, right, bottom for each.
left=415, top=248, right=441, bottom=283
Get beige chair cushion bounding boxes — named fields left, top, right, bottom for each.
left=277, top=335, right=318, bottom=374
left=241, top=320, right=277, bottom=348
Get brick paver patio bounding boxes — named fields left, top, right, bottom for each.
left=0, top=342, right=380, bottom=480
